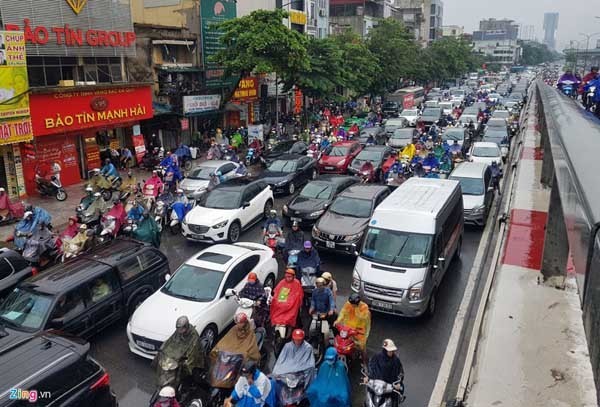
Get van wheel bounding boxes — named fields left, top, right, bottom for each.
left=424, top=290, right=437, bottom=319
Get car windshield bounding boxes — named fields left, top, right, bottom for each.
left=484, top=132, right=507, bottom=143
left=0, top=288, right=54, bottom=331
left=443, top=130, right=464, bottom=141
left=473, top=146, right=500, bottom=157
left=271, top=142, right=293, bottom=153
left=326, top=146, right=350, bottom=157
left=439, top=103, right=453, bottom=109
left=422, top=109, right=440, bottom=118
left=300, top=182, right=333, bottom=199
left=267, top=160, right=298, bottom=173
left=204, top=189, right=241, bottom=209
left=329, top=196, right=372, bottom=218
left=392, top=129, right=414, bottom=139
left=487, top=119, right=506, bottom=128
left=492, top=111, right=509, bottom=119
left=361, top=228, right=432, bottom=267
left=450, top=176, right=485, bottom=195
left=401, top=110, right=418, bottom=116
left=161, top=264, right=224, bottom=302
left=355, top=150, right=382, bottom=162
left=383, top=102, right=397, bottom=108
left=188, top=166, right=215, bottom=180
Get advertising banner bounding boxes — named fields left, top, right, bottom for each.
left=403, top=93, right=415, bottom=109
left=201, top=0, right=237, bottom=89
left=0, top=31, right=30, bottom=120
left=232, top=77, right=258, bottom=101
left=183, top=94, right=221, bottom=115
left=131, top=134, right=146, bottom=163
left=0, top=117, right=33, bottom=145
left=248, top=124, right=264, bottom=142
left=29, top=86, right=153, bottom=136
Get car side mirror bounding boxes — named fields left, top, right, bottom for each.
left=49, top=318, right=64, bottom=329
left=487, top=186, right=494, bottom=192
left=242, top=201, right=251, bottom=208
left=225, top=288, right=236, bottom=298
left=165, top=273, right=171, bottom=282
left=438, top=257, right=446, bottom=263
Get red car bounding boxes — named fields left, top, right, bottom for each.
left=318, top=141, right=363, bottom=174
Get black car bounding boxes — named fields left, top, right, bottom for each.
left=421, top=107, right=442, bottom=128
left=348, top=145, right=396, bottom=180
left=312, top=185, right=390, bottom=254
left=0, top=248, right=34, bottom=300
left=262, top=140, right=308, bottom=166
left=0, top=332, right=117, bottom=406
left=358, top=126, right=386, bottom=145
left=282, top=175, right=358, bottom=227
left=259, top=154, right=317, bottom=195
left=382, top=101, right=400, bottom=117
left=0, top=238, right=169, bottom=348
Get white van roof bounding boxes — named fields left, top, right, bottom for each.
left=370, top=178, right=460, bottom=234
left=449, top=161, right=488, bottom=179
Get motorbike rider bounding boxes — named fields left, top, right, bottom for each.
left=557, top=69, right=581, bottom=91
left=225, top=361, right=272, bottom=407
left=155, top=316, right=206, bottom=391
left=423, top=151, right=440, bottom=169
left=364, top=339, right=405, bottom=406
left=80, top=186, right=95, bottom=210
left=359, top=160, right=375, bottom=181
left=145, top=171, right=164, bottom=197
left=0, top=187, right=20, bottom=221
left=581, top=67, right=599, bottom=106
left=309, top=277, right=335, bottom=327
left=57, top=216, right=79, bottom=250
left=424, top=136, right=434, bottom=151
left=306, top=347, right=350, bottom=407
left=490, top=161, right=502, bottom=194
left=400, top=142, right=416, bottom=161
left=366, top=133, right=375, bottom=145
left=262, top=209, right=282, bottom=235
left=174, top=189, right=189, bottom=205
left=335, top=293, right=371, bottom=365
left=133, top=211, right=161, bottom=248
left=449, top=140, right=462, bottom=156
left=239, top=272, right=266, bottom=301
left=270, top=268, right=304, bottom=329
left=321, top=272, right=338, bottom=302
left=320, top=135, right=331, bottom=150
left=100, top=158, right=119, bottom=180
left=64, top=224, right=92, bottom=255
left=284, top=221, right=304, bottom=258
left=120, top=170, right=138, bottom=193
left=160, top=151, right=177, bottom=168
left=127, top=197, right=146, bottom=221
left=153, top=386, right=181, bottom=407
left=272, top=329, right=315, bottom=377
left=296, top=240, right=321, bottom=278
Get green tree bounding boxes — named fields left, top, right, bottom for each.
left=211, top=9, right=309, bottom=83
left=519, top=41, right=558, bottom=65
left=330, top=30, right=380, bottom=95
left=425, top=37, right=476, bottom=83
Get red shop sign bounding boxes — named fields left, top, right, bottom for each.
left=29, top=86, right=153, bottom=137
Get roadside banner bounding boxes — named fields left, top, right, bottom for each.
left=248, top=124, right=263, bottom=142
left=0, top=31, right=30, bottom=120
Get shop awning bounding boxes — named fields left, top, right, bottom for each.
left=185, top=110, right=222, bottom=118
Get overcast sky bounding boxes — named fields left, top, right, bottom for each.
left=443, top=0, right=600, bottom=50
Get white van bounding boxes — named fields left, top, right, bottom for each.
left=352, top=178, right=464, bottom=318
left=449, top=162, right=494, bottom=226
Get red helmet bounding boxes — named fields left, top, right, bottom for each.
left=292, top=329, right=305, bottom=341
left=234, top=313, right=248, bottom=324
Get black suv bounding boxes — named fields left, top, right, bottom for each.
left=0, top=238, right=169, bottom=348
left=0, top=332, right=116, bottom=406
left=0, top=248, right=34, bottom=300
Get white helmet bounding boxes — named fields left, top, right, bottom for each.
left=158, top=386, right=176, bottom=398
left=94, top=192, right=101, bottom=198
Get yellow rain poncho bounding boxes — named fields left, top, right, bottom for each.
left=335, top=301, right=371, bottom=350
left=400, top=143, right=416, bottom=161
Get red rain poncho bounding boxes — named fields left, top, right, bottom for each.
left=270, top=277, right=304, bottom=326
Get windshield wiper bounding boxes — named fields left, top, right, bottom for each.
left=391, top=238, right=410, bottom=266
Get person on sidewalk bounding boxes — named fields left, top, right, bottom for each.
left=51, top=161, right=62, bottom=182
left=120, top=147, right=133, bottom=170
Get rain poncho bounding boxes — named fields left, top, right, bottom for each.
left=59, top=218, right=79, bottom=243
left=104, top=202, right=127, bottom=236
left=0, top=192, right=21, bottom=219
left=90, top=173, right=112, bottom=190
left=230, top=370, right=272, bottom=407
left=368, top=349, right=404, bottom=384
left=80, top=193, right=96, bottom=211
left=210, top=321, right=260, bottom=388
left=101, top=162, right=119, bottom=178
left=133, top=216, right=161, bottom=247
left=306, top=347, right=350, bottom=407
left=128, top=203, right=145, bottom=221
left=231, top=132, right=244, bottom=149
left=120, top=176, right=138, bottom=193
left=272, top=340, right=315, bottom=376
left=22, top=226, right=56, bottom=263
left=63, top=230, right=90, bottom=255
left=174, top=144, right=191, bottom=162
left=163, top=165, right=183, bottom=186
left=400, top=144, right=416, bottom=161
left=171, top=201, right=191, bottom=222
left=144, top=175, right=164, bottom=197
left=270, top=277, right=303, bottom=326
left=335, top=301, right=371, bottom=350
left=156, top=325, right=206, bottom=379
left=423, top=154, right=440, bottom=169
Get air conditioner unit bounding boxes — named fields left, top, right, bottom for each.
left=319, top=8, right=326, bottom=17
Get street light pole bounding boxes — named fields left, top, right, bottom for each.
left=579, top=32, right=600, bottom=74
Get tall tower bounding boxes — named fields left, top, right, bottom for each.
left=543, top=12, right=559, bottom=50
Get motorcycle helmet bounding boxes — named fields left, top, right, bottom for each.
left=292, top=221, right=300, bottom=228
left=324, top=347, right=338, bottom=363
left=348, top=292, right=361, bottom=305
left=158, top=386, right=176, bottom=398
left=269, top=209, right=277, bottom=218
left=0, top=187, right=4, bottom=193
left=247, top=272, right=258, bottom=282
left=321, top=272, right=332, bottom=282
left=23, top=211, right=33, bottom=219
left=79, top=224, right=87, bottom=231
left=85, top=186, right=93, bottom=193
left=292, top=329, right=305, bottom=341
left=93, top=192, right=101, bottom=198
left=176, top=188, right=184, bottom=194
left=234, top=313, right=248, bottom=324
left=241, top=361, right=257, bottom=376
left=284, top=268, right=296, bottom=277
left=25, top=204, right=33, bottom=213
left=175, top=316, right=190, bottom=333
left=316, top=277, right=325, bottom=286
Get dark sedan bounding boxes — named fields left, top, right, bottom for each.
left=282, top=175, right=357, bottom=227
left=421, top=107, right=442, bottom=128
left=0, top=248, right=34, bottom=300
left=259, top=154, right=317, bottom=195
left=262, top=140, right=308, bottom=165
left=348, top=145, right=396, bottom=180
left=358, top=126, right=386, bottom=145
left=312, top=185, right=390, bottom=254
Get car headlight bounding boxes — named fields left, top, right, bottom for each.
left=276, top=180, right=288, bottom=186
left=351, top=272, right=361, bottom=291
left=282, top=204, right=288, bottom=214
left=308, top=209, right=325, bottom=218
left=336, top=159, right=346, bottom=166
left=408, top=284, right=423, bottom=301
left=312, top=226, right=320, bottom=237
left=344, top=232, right=363, bottom=242
left=212, top=220, right=228, bottom=229
left=471, top=205, right=486, bottom=214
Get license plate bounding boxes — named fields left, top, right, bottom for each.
left=192, top=234, right=204, bottom=239
left=291, top=217, right=301, bottom=222
left=325, top=166, right=334, bottom=170
left=136, top=340, right=156, bottom=351
left=372, top=300, right=393, bottom=310
left=326, top=241, right=335, bottom=249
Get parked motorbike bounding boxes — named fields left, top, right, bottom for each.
left=35, top=174, right=67, bottom=201
left=361, top=369, right=406, bottom=407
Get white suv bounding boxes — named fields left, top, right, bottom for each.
left=127, top=243, right=278, bottom=358
left=182, top=178, right=273, bottom=243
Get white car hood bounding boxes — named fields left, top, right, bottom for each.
left=462, top=194, right=484, bottom=211
left=180, top=178, right=209, bottom=191
left=130, top=291, right=213, bottom=340
left=355, top=256, right=424, bottom=289
left=186, top=205, right=234, bottom=225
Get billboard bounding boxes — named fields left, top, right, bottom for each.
left=183, top=94, right=221, bottom=115
left=1, top=0, right=136, bottom=57
left=201, top=0, right=237, bottom=89
left=0, top=31, right=30, bottom=120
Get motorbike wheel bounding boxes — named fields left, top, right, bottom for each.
left=170, top=222, right=181, bottom=235
left=184, top=160, right=193, bottom=171
left=114, top=178, right=123, bottom=189
left=55, top=189, right=68, bottom=201
left=310, top=336, right=324, bottom=366
left=101, top=189, right=113, bottom=201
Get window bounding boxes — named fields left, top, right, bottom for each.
left=242, top=255, right=260, bottom=274
left=118, top=257, right=143, bottom=281
left=430, top=4, right=436, bottom=14
left=430, top=28, right=436, bottom=40
left=220, top=163, right=236, bottom=174
left=221, top=262, right=249, bottom=296
left=430, top=16, right=436, bottom=27
left=89, top=274, right=116, bottom=303
left=196, top=252, right=232, bottom=265
left=50, top=289, right=86, bottom=320
left=242, top=184, right=260, bottom=202
left=138, top=250, right=164, bottom=271
left=35, top=359, right=99, bottom=403
left=441, top=197, right=463, bottom=249
left=0, top=258, right=14, bottom=279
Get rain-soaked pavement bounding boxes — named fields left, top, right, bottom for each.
left=89, top=191, right=483, bottom=407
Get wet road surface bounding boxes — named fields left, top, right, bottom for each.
left=90, top=195, right=482, bottom=407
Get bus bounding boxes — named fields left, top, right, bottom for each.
left=386, top=86, right=426, bottom=109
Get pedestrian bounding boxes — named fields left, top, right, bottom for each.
left=120, top=147, right=133, bottom=170
left=51, top=160, right=62, bottom=182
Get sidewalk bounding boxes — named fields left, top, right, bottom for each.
left=464, top=98, right=597, bottom=405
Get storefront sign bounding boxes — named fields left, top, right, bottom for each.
left=289, top=11, right=307, bottom=26
left=1, top=0, right=136, bottom=57
left=294, top=88, right=303, bottom=115
left=183, top=94, right=221, bottom=115
left=0, top=31, right=30, bottom=120
left=201, top=0, right=237, bottom=89
left=29, top=86, right=153, bottom=136
left=131, top=134, right=146, bottom=163
left=83, top=136, right=102, bottom=170
left=0, top=117, right=33, bottom=145
left=233, top=77, right=258, bottom=101
left=180, top=118, right=189, bottom=131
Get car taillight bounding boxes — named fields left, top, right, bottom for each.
left=31, top=267, right=39, bottom=276
left=90, top=372, right=110, bottom=391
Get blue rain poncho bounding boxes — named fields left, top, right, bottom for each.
left=306, top=347, right=350, bottom=407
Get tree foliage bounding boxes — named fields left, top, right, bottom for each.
left=422, top=37, right=478, bottom=83
left=519, top=41, right=559, bottom=65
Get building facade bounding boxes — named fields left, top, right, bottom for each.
left=472, top=29, right=521, bottom=65
left=543, top=12, right=559, bottom=51
left=442, top=25, right=464, bottom=38
left=394, top=0, right=443, bottom=46
left=0, top=0, right=154, bottom=195
left=329, top=0, right=395, bottom=38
